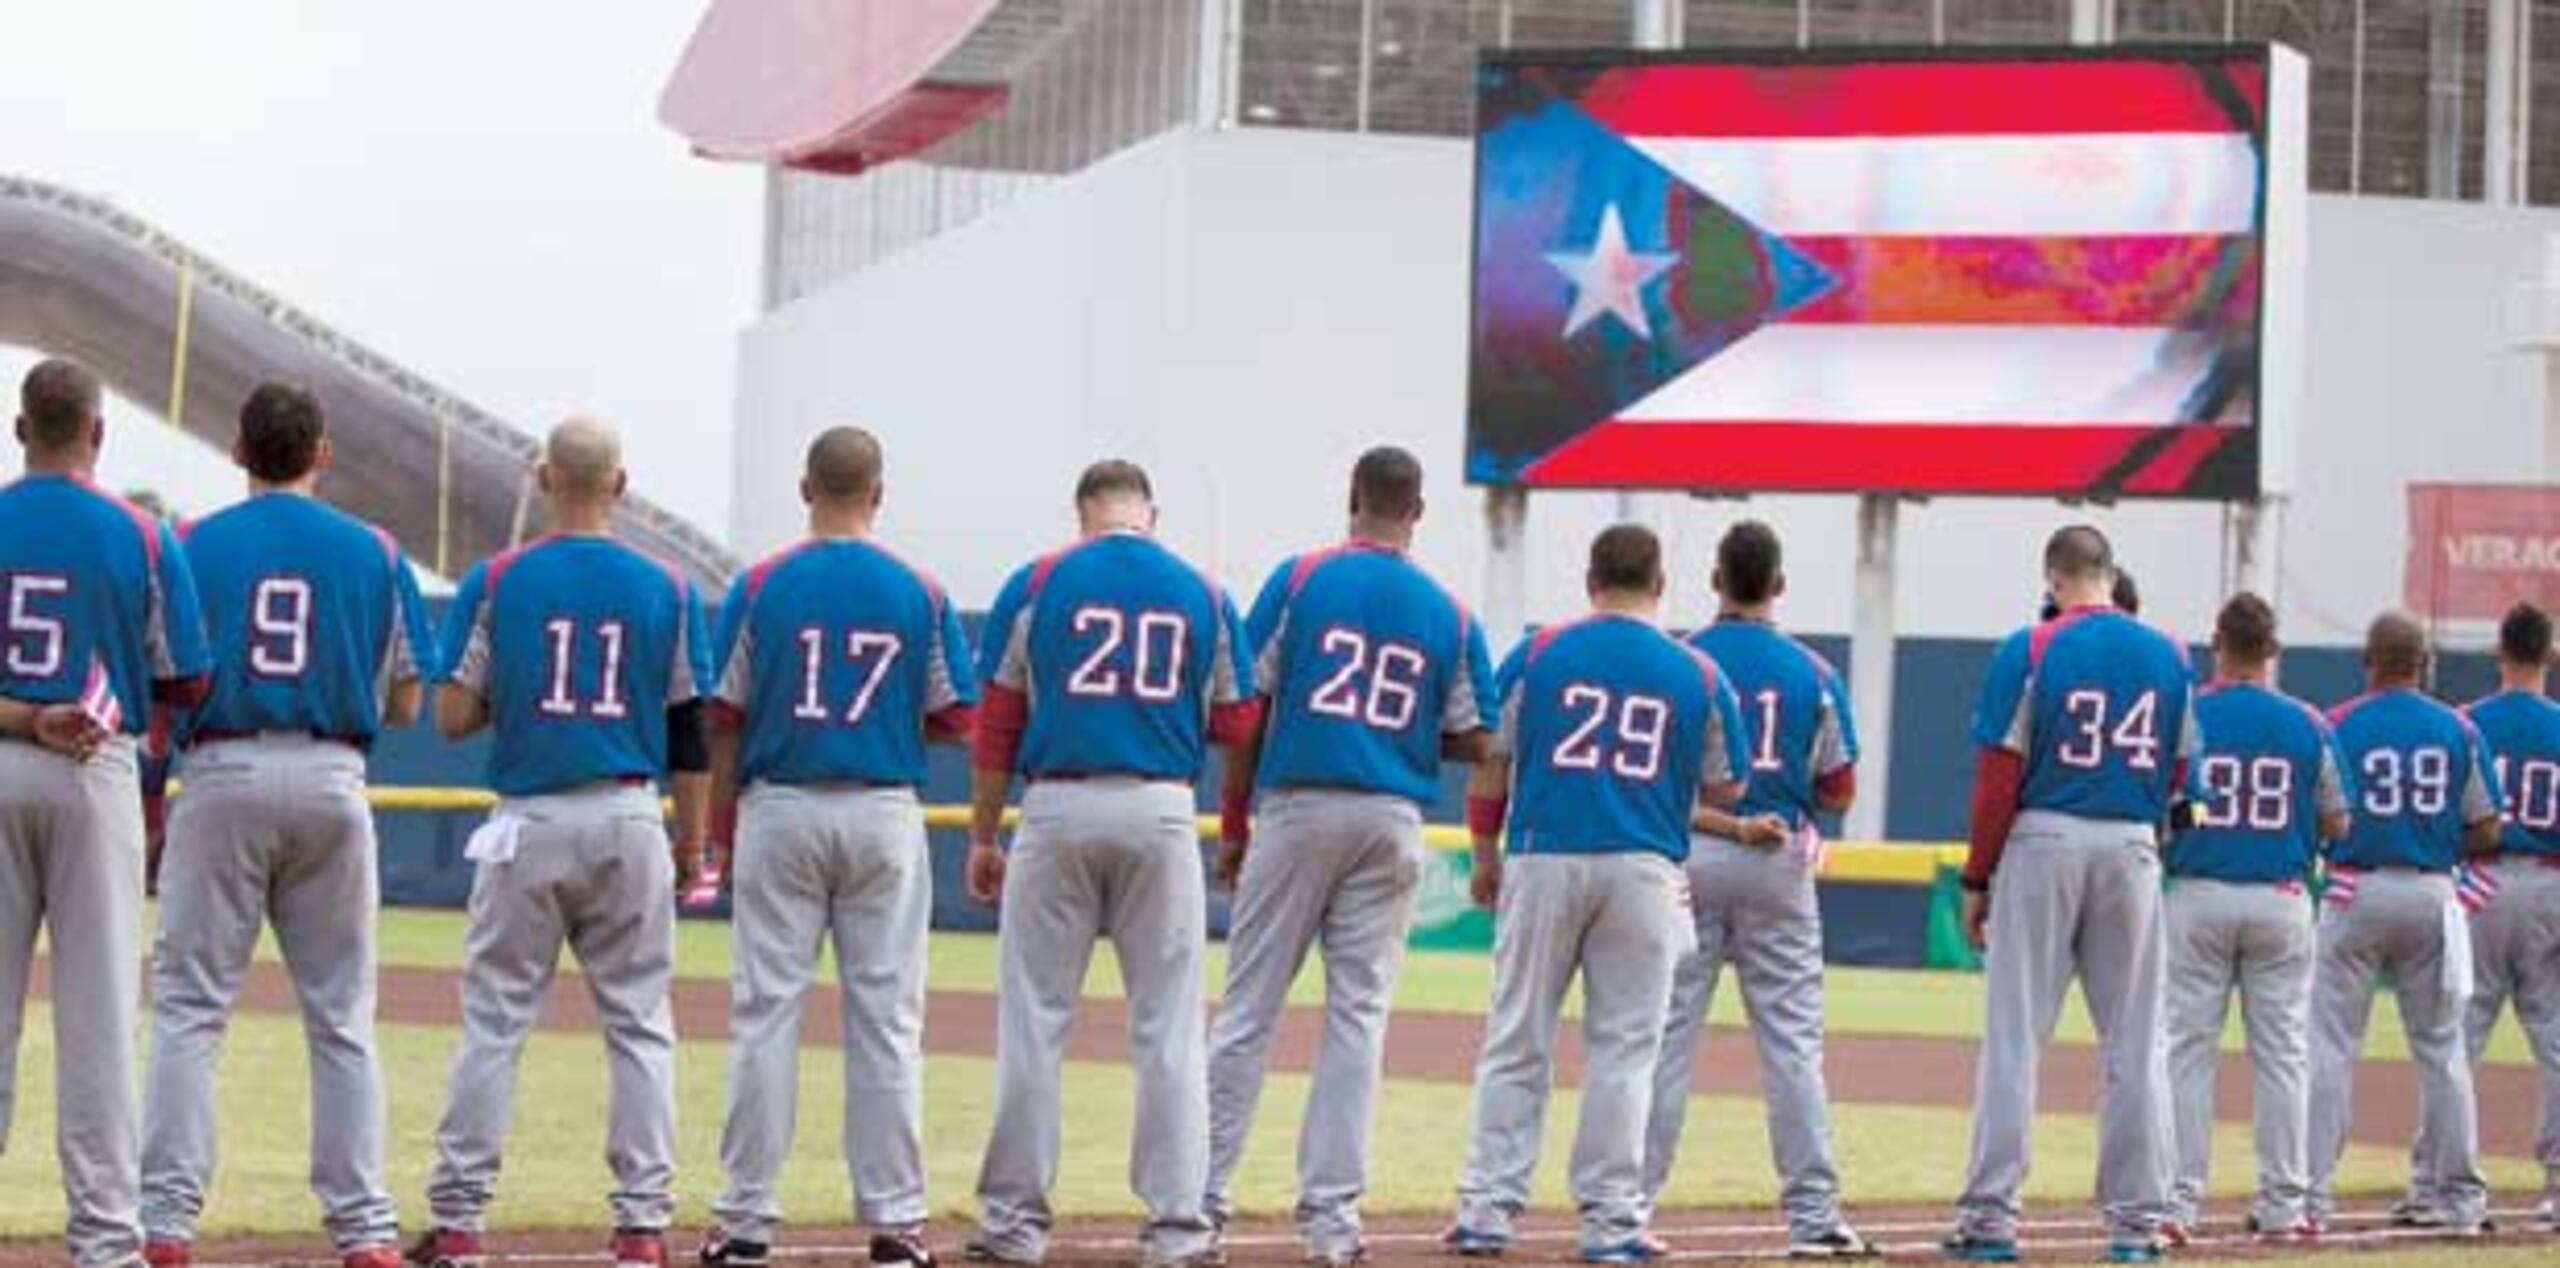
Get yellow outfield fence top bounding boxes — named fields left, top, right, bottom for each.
left=343, top=785, right=1966, bottom=885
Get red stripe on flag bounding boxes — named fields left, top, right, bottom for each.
left=1782, top=236, right=2261, bottom=327
left=1520, top=423, right=2226, bottom=494
left=1574, top=60, right=2265, bottom=138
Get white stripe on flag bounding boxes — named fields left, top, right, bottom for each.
left=80, top=656, right=123, bottom=733
left=1627, top=133, right=2261, bottom=237
left=1614, top=324, right=2233, bottom=426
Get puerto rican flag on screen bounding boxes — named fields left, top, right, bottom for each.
left=1466, top=52, right=2274, bottom=498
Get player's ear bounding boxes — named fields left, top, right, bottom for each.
left=612, top=469, right=629, bottom=500
left=231, top=435, right=251, bottom=471
left=1773, top=571, right=1788, bottom=601
left=313, top=437, right=334, bottom=476
left=799, top=476, right=814, bottom=508
left=535, top=462, right=554, bottom=496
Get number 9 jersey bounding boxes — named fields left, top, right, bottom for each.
left=1972, top=605, right=2200, bottom=825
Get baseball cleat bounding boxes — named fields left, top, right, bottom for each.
left=870, top=1228, right=939, bottom=1268
left=341, top=1247, right=404, bottom=1268
left=1576, top=1232, right=1667, bottom=1263
left=2103, top=1237, right=2167, bottom=1264
left=961, top=1239, right=1042, bottom=1265
left=1440, top=1225, right=1510, bottom=1258
left=2388, top=1200, right=2450, bottom=1229
left=697, top=1228, right=772, bottom=1266
left=402, top=1228, right=486, bottom=1268
left=1142, top=1245, right=1226, bottom=1268
left=1936, top=1233, right=2019, bottom=1263
left=612, top=1228, right=669, bottom=1267
left=2244, top=1216, right=2317, bottom=1243
left=1304, top=1243, right=1369, bottom=1267
left=2539, top=1196, right=2557, bottom=1230
left=143, top=1240, right=192, bottom=1267
left=2152, top=1218, right=2190, bottom=1249
left=1788, top=1226, right=1880, bottom=1259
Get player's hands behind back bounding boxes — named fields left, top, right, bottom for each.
left=1736, top=813, right=1789, bottom=849
left=32, top=703, right=106, bottom=761
left=1214, top=837, right=1249, bottom=890
left=966, top=839, right=1007, bottom=905
left=1961, top=888, right=1991, bottom=951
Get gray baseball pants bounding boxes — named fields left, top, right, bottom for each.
left=712, top=783, right=932, bottom=1244
left=2305, top=868, right=2485, bottom=1226
left=1204, top=789, right=1425, bottom=1257
left=141, top=736, right=396, bottom=1251
left=425, top=783, right=678, bottom=1233
left=1640, top=832, right=1845, bottom=1241
left=1455, top=850, right=1695, bottom=1249
left=2404, top=855, right=2560, bottom=1212
left=974, top=779, right=1214, bottom=1266
left=2162, top=877, right=2314, bottom=1231
left=1954, top=811, right=2171, bottom=1245
left=0, top=736, right=147, bottom=1267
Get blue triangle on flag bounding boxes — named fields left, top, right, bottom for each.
left=1467, top=85, right=1837, bottom=483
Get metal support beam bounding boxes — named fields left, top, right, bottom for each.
left=2069, top=0, right=2115, bottom=45
left=1483, top=486, right=1531, bottom=649
left=1194, top=0, right=1237, bottom=130
left=2429, top=0, right=2469, bottom=199
left=1846, top=496, right=1899, bottom=843
left=2486, top=0, right=2529, bottom=205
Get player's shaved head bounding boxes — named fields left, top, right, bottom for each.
left=237, top=382, right=327, bottom=484
left=2213, top=592, right=2279, bottom=666
left=1075, top=459, right=1152, bottom=506
left=1587, top=523, right=1664, bottom=597
left=1348, top=446, right=1424, bottom=522
left=804, top=426, right=883, bottom=503
left=2362, top=609, right=2430, bottom=684
left=2500, top=601, right=2553, bottom=669
left=18, top=357, right=102, bottom=454
left=2043, top=524, right=2114, bottom=582
left=1715, top=520, right=1784, bottom=606
left=541, top=415, right=624, bottom=501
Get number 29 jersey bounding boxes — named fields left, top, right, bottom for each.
left=178, top=491, right=432, bottom=747
left=440, top=534, right=712, bottom=797
left=1972, top=605, right=2199, bottom=825
left=977, top=530, right=1253, bottom=781
left=1495, top=613, right=1746, bottom=862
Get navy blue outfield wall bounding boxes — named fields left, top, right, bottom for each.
left=366, top=600, right=2510, bottom=963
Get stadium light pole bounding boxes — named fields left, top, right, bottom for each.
left=1846, top=497, right=1898, bottom=844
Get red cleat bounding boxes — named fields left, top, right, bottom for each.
left=143, top=1241, right=192, bottom=1268
left=615, top=1228, right=670, bottom=1267
left=344, top=1246, right=405, bottom=1268
left=403, top=1227, right=487, bottom=1268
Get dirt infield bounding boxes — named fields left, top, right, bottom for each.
left=3, top=1202, right=2550, bottom=1267
left=31, top=958, right=2544, bottom=1158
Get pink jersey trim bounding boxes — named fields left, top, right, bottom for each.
left=365, top=523, right=401, bottom=568
left=2026, top=604, right=2110, bottom=670
left=72, top=473, right=166, bottom=572
left=741, top=538, right=822, bottom=605
left=2326, top=691, right=2380, bottom=727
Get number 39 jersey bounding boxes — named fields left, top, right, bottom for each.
left=1495, top=613, right=1746, bottom=862
left=1972, top=605, right=2200, bottom=825
left=2328, top=687, right=2500, bottom=871
left=440, top=534, right=712, bottom=797
left=2165, top=681, right=2350, bottom=883
left=711, top=536, right=977, bottom=788
left=1245, top=541, right=1494, bottom=804
left=177, top=491, right=432, bottom=747
left=978, top=530, right=1253, bottom=781
left=2467, top=687, right=2560, bottom=855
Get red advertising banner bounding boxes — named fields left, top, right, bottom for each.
left=2403, top=482, right=2560, bottom=622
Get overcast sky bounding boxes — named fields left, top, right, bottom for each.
left=0, top=1, right=760, bottom=544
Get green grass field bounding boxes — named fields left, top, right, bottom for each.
left=347, top=909, right=2538, bottom=1066
left=0, top=1002, right=2528, bottom=1239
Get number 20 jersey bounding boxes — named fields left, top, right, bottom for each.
left=1246, top=541, right=1495, bottom=804
left=1971, top=605, right=2200, bottom=825
left=710, top=536, right=977, bottom=788
left=440, top=534, right=712, bottom=797
left=978, top=530, right=1252, bottom=781
left=178, top=491, right=432, bottom=747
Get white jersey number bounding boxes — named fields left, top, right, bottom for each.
left=791, top=628, right=904, bottom=725
left=2194, top=754, right=2295, bottom=831
left=1065, top=606, right=1187, bottom=702
left=2, top=574, right=68, bottom=677
left=1551, top=685, right=1671, bottom=781
left=2360, top=746, right=2450, bottom=817
left=2055, top=688, right=2160, bottom=770
left=248, top=577, right=313, bottom=677
left=538, top=617, right=629, bottom=719
left=1306, top=629, right=1427, bottom=731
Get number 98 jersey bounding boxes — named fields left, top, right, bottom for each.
left=2164, top=681, right=2349, bottom=883
left=1972, top=606, right=2200, bottom=825
left=1495, top=613, right=1746, bottom=862
left=179, top=492, right=432, bottom=747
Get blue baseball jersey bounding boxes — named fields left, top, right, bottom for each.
left=0, top=472, right=207, bottom=731
left=2327, top=687, right=2502, bottom=871
left=2465, top=687, right=2560, bottom=855
left=1495, top=613, right=1746, bottom=861
left=1245, top=541, right=1495, bottom=804
left=1689, top=617, right=1855, bottom=832
left=2166, top=681, right=2351, bottom=884
left=711, top=536, right=977, bottom=788
left=979, top=531, right=1252, bottom=781
left=439, top=534, right=712, bottom=797
left=1971, top=606, right=2201, bottom=824
left=177, top=491, right=432, bottom=746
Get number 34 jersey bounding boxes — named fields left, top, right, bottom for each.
left=2164, top=680, right=2350, bottom=883
left=1971, top=605, right=2200, bottom=826
left=180, top=491, right=433, bottom=747
left=440, top=534, right=712, bottom=797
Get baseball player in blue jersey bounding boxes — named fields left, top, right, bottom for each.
left=409, top=419, right=713, bottom=1268
left=1946, top=526, right=2196, bottom=1264
left=138, top=385, right=431, bottom=1268
left=0, top=359, right=210, bottom=1268
left=2159, top=594, right=2349, bottom=1241
left=697, top=428, right=978, bottom=1268
left=1202, top=447, right=1494, bottom=1264
left=2455, top=602, right=2560, bottom=1228
left=1638, top=521, right=1875, bottom=1260
left=2304, top=611, right=2500, bottom=1236
left=1446, top=524, right=1745, bottom=1264
left=963, top=460, right=1255, bottom=1268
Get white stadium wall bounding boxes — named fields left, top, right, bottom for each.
left=732, top=126, right=2557, bottom=647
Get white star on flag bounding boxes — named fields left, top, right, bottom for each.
left=1545, top=203, right=1678, bottom=340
